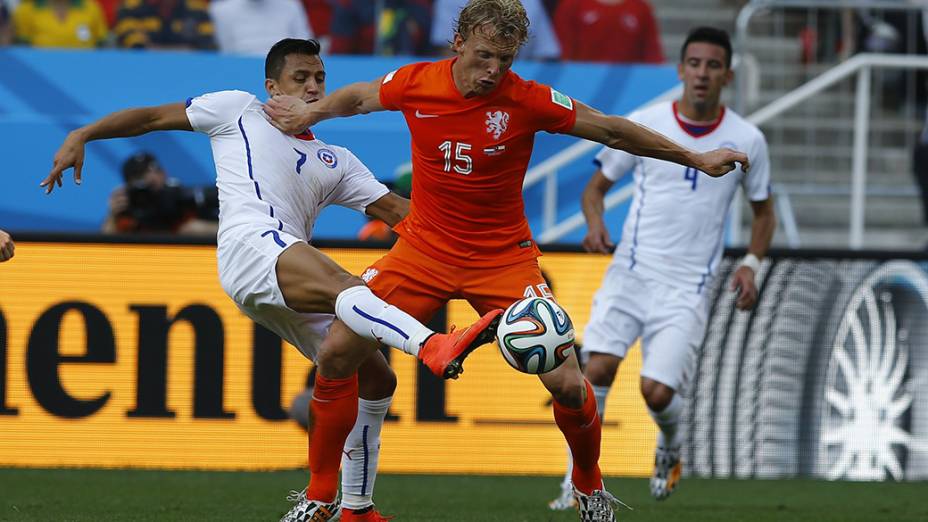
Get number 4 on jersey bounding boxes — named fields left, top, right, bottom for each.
left=684, top=166, right=700, bottom=190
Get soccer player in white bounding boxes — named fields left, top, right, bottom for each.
left=549, top=27, right=776, bottom=509
left=41, top=38, right=501, bottom=522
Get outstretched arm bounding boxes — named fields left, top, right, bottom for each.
left=569, top=101, right=749, bottom=177
left=41, top=103, right=192, bottom=194
left=263, top=77, right=385, bottom=134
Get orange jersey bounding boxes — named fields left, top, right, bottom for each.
left=379, top=58, right=577, bottom=268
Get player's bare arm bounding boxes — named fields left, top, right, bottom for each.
left=569, top=101, right=749, bottom=177
left=365, top=192, right=410, bottom=227
left=731, top=198, right=776, bottom=310
left=264, top=77, right=385, bottom=134
left=0, top=229, right=14, bottom=262
left=41, top=103, right=192, bottom=194
left=581, top=171, right=616, bottom=254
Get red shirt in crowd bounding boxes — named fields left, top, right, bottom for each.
left=554, top=0, right=664, bottom=64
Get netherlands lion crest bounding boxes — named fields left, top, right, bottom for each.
left=361, top=268, right=379, bottom=283
left=485, top=110, right=510, bottom=140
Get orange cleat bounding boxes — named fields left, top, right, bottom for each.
left=419, top=309, right=503, bottom=379
left=340, top=506, right=394, bottom=521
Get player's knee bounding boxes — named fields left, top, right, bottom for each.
left=551, top=379, right=585, bottom=409
left=584, top=353, right=621, bottom=387
left=358, top=356, right=397, bottom=400
left=641, top=379, right=675, bottom=411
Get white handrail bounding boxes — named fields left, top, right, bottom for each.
left=744, top=53, right=928, bottom=249
left=746, top=54, right=928, bottom=126
left=526, top=83, right=684, bottom=243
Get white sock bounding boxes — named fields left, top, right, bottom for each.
left=592, top=385, right=610, bottom=423
left=340, top=396, right=392, bottom=510
left=560, top=385, right=609, bottom=491
left=648, top=393, right=684, bottom=449
left=335, top=285, right=432, bottom=357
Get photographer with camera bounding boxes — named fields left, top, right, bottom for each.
left=102, top=152, right=219, bottom=236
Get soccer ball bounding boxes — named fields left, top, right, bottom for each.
left=496, top=297, right=575, bottom=374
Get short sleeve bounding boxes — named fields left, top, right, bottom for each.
left=595, top=147, right=637, bottom=182
left=524, top=82, right=577, bottom=134
left=185, top=90, right=256, bottom=136
left=741, top=130, right=771, bottom=201
left=326, top=149, right=390, bottom=211
left=379, top=63, right=420, bottom=112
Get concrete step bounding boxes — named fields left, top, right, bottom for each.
left=759, top=225, right=928, bottom=250
left=777, top=193, right=923, bottom=228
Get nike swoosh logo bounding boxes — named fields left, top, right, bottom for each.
left=415, top=110, right=438, bottom=118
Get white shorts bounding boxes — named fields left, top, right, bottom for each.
left=582, top=263, right=708, bottom=392
left=217, top=226, right=334, bottom=361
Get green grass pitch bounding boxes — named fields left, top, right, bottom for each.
left=1, top=469, right=925, bottom=521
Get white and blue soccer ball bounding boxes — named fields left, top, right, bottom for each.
left=496, top=297, right=575, bottom=374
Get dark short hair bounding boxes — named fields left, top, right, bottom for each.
left=122, top=152, right=161, bottom=184
left=265, top=38, right=322, bottom=80
left=681, top=27, right=732, bottom=68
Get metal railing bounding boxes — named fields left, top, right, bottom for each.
left=523, top=83, right=684, bottom=243
left=745, top=52, right=928, bottom=248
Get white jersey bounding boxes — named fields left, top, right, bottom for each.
left=597, top=101, right=770, bottom=292
left=184, top=90, right=388, bottom=245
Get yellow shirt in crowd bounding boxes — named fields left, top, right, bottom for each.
left=14, top=0, right=108, bottom=48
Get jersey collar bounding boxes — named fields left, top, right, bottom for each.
left=294, top=128, right=315, bottom=141
left=672, top=101, right=725, bottom=138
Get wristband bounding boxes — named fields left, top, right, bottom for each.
left=738, top=253, right=761, bottom=273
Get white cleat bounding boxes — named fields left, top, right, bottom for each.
left=548, top=483, right=577, bottom=511
left=650, top=446, right=682, bottom=501
left=280, top=488, right=341, bottom=522
left=574, top=486, right=631, bottom=522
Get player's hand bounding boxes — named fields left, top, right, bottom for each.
left=0, top=229, right=14, bottom=262
left=582, top=221, right=614, bottom=254
left=697, top=148, right=750, bottom=178
left=730, top=265, right=758, bottom=310
left=41, top=131, right=86, bottom=194
left=263, top=95, right=314, bottom=134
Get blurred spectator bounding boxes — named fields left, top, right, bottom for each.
left=431, top=0, right=559, bottom=60
left=0, top=1, right=12, bottom=46
left=97, top=0, right=121, bottom=27
left=329, top=0, right=431, bottom=56
left=114, top=0, right=214, bottom=49
left=554, top=0, right=664, bottom=63
left=210, top=0, right=311, bottom=56
left=329, top=0, right=374, bottom=54
left=301, top=0, right=331, bottom=51
left=0, top=228, right=13, bottom=262
left=13, top=0, right=108, bottom=48
left=378, top=0, right=431, bottom=56
left=103, top=152, right=219, bottom=236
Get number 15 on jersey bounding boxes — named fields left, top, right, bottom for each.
left=439, top=140, right=473, bottom=175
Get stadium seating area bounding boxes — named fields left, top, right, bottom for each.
left=2, top=0, right=926, bottom=246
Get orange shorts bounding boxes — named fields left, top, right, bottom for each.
left=364, top=237, right=550, bottom=323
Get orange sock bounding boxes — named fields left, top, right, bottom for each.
left=553, top=379, right=602, bottom=495
left=306, top=373, right=359, bottom=502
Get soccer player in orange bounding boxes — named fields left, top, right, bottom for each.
left=265, top=1, right=749, bottom=519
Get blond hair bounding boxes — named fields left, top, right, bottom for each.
left=455, top=0, right=530, bottom=49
